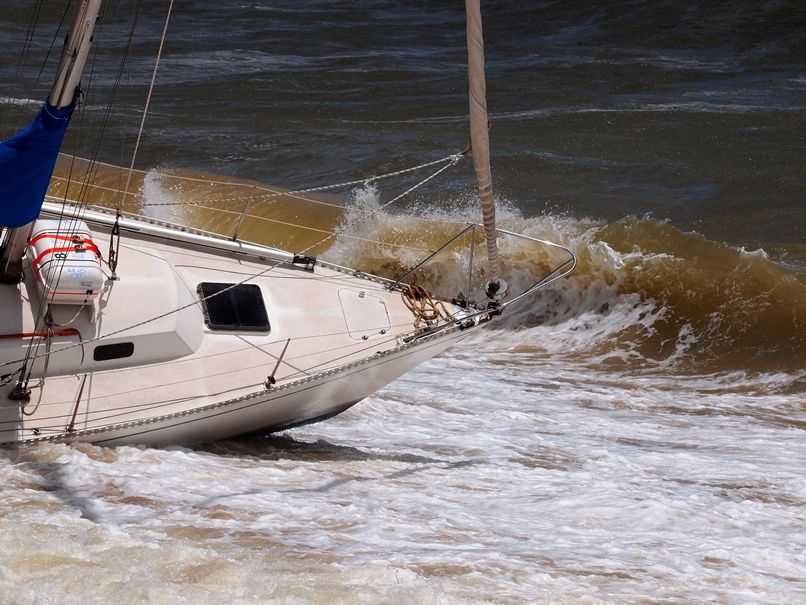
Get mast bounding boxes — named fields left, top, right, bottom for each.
left=465, top=0, right=504, bottom=299
left=49, top=0, right=104, bottom=110
left=0, top=0, right=103, bottom=282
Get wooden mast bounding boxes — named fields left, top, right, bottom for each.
left=465, top=0, right=504, bottom=298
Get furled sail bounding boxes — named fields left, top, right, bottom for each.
left=0, top=103, right=75, bottom=228
left=465, top=0, right=503, bottom=297
left=0, top=0, right=101, bottom=229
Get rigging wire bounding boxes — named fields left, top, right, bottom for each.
left=0, top=156, right=468, bottom=367
left=1, top=3, right=471, bottom=383
left=4, top=12, right=474, bottom=386
left=1, top=326, right=417, bottom=433
left=112, top=0, right=175, bottom=274
left=68, top=0, right=144, bottom=211
left=15, top=0, right=144, bottom=393
left=15, top=0, right=98, bottom=392
left=0, top=153, right=466, bottom=372
left=125, top=0, right=174, bottom=182
left=2, top=0, right=42, bottom=130
left=35, top=0, right=74, bottom=87
left=15, top=0, right=44, bottom=80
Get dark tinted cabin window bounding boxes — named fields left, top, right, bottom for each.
left=197, top=282, right=271, bottom=332
left=94, top=342, right=135, bottom=361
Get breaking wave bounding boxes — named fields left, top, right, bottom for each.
left=50, top=159, right=805, bottom=379
left=325, top=187, right=805, bottom=378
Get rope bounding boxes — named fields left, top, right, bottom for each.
left=311, top=154, right=463, bottom=254
left=1, top=153, right=464, bottom=371
left=121, top=0, right=173, bottom=206
left=159, top=153, right=460, bottom=191
left=400, top=284, right=452, bottom=329
left=35, top=1, right=73, bottom=87
left=141, top=153, right=463, bottom=211
left=20, top=328, right=54, bottom=415
left=104, top=0, right=172, bottom=276
left=6, top=4, right=465, bottom=379
left=21, top=0, right=122, bottom=386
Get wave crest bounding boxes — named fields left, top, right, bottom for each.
left=53, top=158, right=802, bottom=377
left=327, top=193, right=805, bottom=375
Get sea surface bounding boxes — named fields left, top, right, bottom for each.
left=1, top=1, right=805, bottom=603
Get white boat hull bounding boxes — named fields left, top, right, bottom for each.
left=0, top=205, right=487, bottom=447
left=53, top=328, right=469, bottom=447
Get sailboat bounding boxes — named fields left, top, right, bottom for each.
left=0, top=1, right=574, bottom=446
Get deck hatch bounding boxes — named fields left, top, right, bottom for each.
left=338, top=289, right=391, bottom=341
left=197, top=282, right=270, bottom=332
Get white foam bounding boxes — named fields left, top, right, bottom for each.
left=1, top=350, right=803, bottom=603
left=1, top=193, right=802, bottom=604
left=141, top=170, right=187, bottom=224
left=0, top=95, right=41, bottom=107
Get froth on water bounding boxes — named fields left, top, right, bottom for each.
left=51, top=153, right=805, bottom=380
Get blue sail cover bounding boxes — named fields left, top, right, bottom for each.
left=0, top=102, right=75, bottom=227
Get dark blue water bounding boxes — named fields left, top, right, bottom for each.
left=2, top=0, right=805, bottom=251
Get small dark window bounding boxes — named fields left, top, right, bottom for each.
left=94, top=342, right=135, bottom=361
left=197, top=282, right=271, bottom=332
